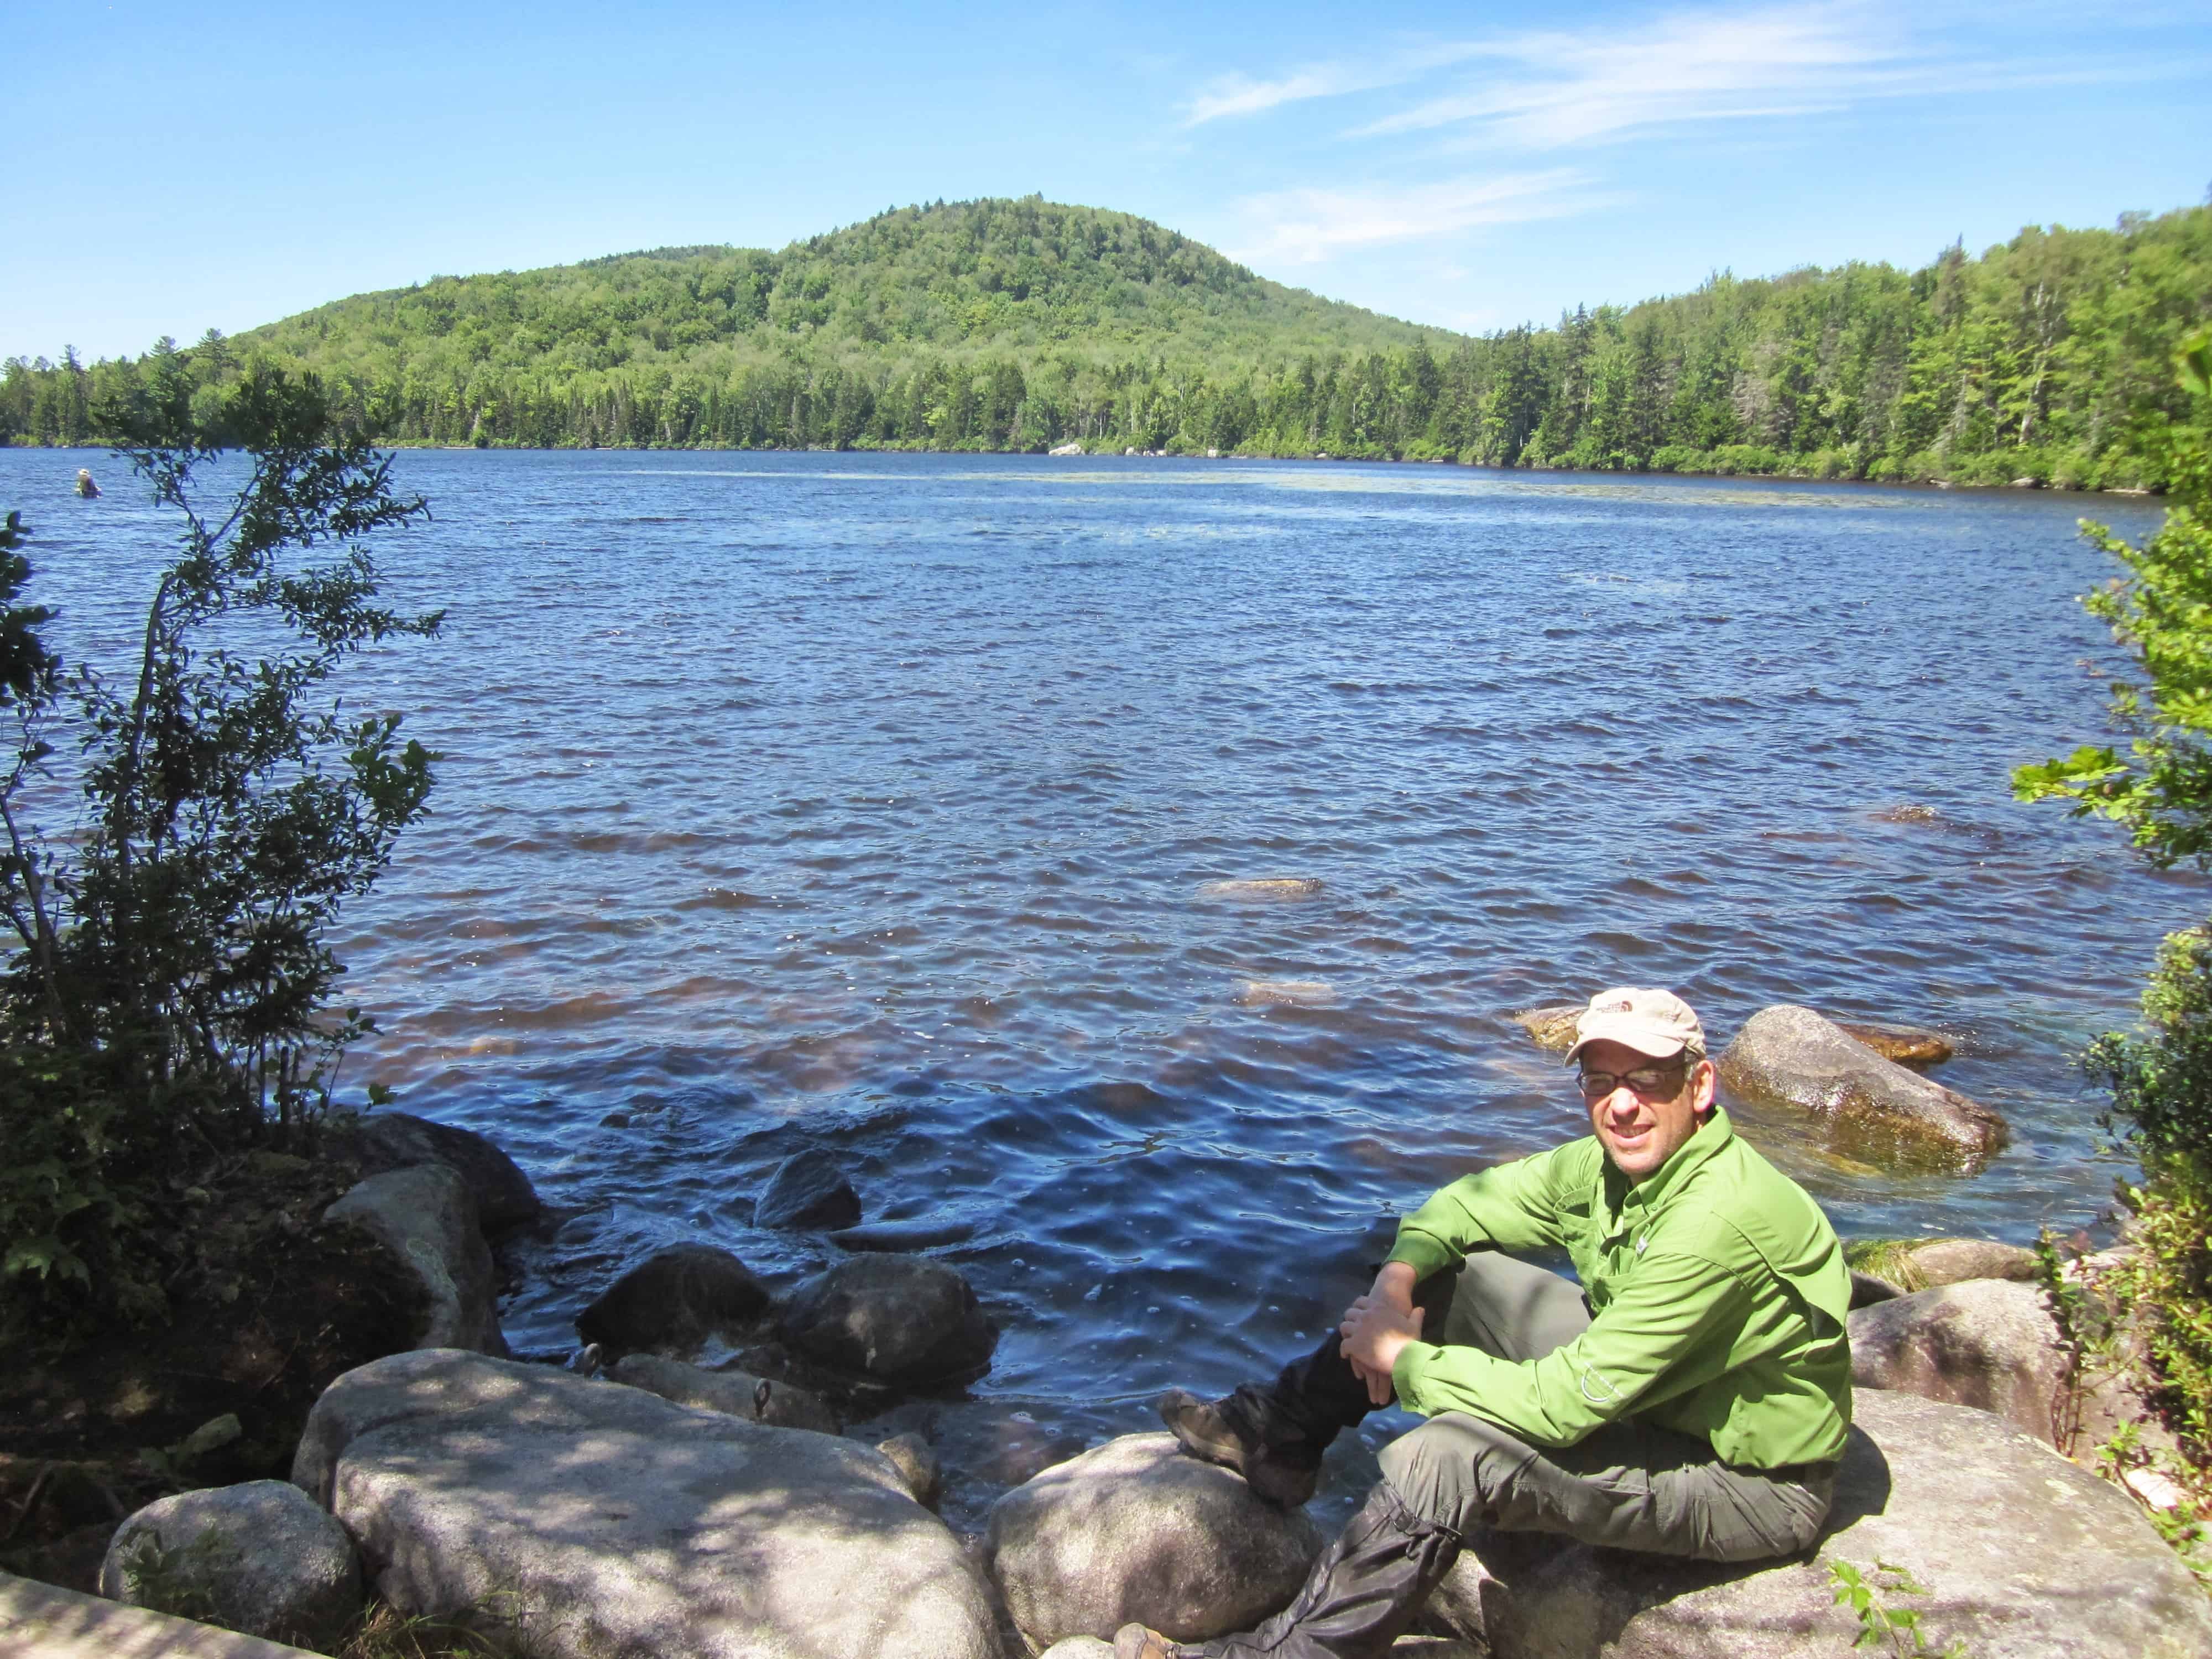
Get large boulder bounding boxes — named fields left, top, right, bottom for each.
left=1716, top=1005, right=2007, bottom=1172
left=575, top=1243, right=772, bottom=1358
left=754, top=1149, right=863, bottom=1230
left=351, top=1111, right=542, bottom=1234
left=781, top=1254, right=998, bottom=1387
left=100, top=1479, right=361, bottom=1651
left=1423, top=1389, right=2212, bottom=1659
left=983, top=1432, right=1324, bottom=1650
left=291, top=1348, right=1000, bottom=1659
left=1849, top=1280, right=2067, bottom=1444
left=325, top=1165, right=507, bottom=1355
left=608, top=1352, right=840, bottom=1433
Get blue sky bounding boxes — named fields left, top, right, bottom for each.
left=4, top=0, right=2206, bottom=362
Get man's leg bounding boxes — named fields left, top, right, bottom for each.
left=1160, top=1249, right=1588, bottom=1505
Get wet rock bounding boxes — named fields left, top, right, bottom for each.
left=1197, top=877, right=1323, bottom=901
left=754, top=1147, right=863, bottom=1230
left=325, top=1165, right=507, bottom=1355
left=1846, top=1236, right=2040, bottom=1299
left=1510, top=1005, right=1583, bottom=1053
left=877, top=1431, right=942, bottom=1509
left=294, top=1349, right=999, bottom=1659
left=609, top=1351, right=841, bottom=1433
left=1423, top=1389, right=2212, bottom=1659
left=984, top=1432, right=1324, bottom=1650
left=351, top=1110, right=541, bottom=1234
left=1832, top=1020, right=1954, bottom=1067
left=101, top=1479, right=361, bottom=1651
left=575, top=1242, right=771, bottom=1358
left=1715, top=1005, right=2007, bottom=1171
left=829, top=1216, right=979, bottom=1253
left=782, top=1254, right=998, bottom=1387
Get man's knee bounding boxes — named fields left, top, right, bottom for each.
left=1376, top=1413, right=1531, bottom=1535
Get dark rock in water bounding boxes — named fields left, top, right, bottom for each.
left=1423, top=1389, right=2212, bottom=1658
left=1833, top=1019, right=1955, bottom=1067
left=828, top=1216, right=978, bottom=1253
left=1716, top=1005, right=2007, bottom=1173
left=983, top=1432, right=1323, bottom=1650
left=755, top=1147, right=862, bottom=1230
left=325, top=1165, right=508, bottom=1355
left=782, top=1254, right=998, bottom=1387
left=351, top=1110, right=542, bottom=1235
left=577, top=1243, right=773, bottom=1358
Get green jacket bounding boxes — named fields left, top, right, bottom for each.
left=1384, top=1108, right=1853, bottom=1469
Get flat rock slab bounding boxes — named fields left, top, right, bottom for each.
left=1425, top=1389, right=2212, bottom=1659
left=1717, top=1005, right=2007, bottom=1172
left=293, top=1349, right=999, bottom=1659
left=325, top=1165, right=507, bottom=1355
left=1, top=1569, right=322, bottom=1659
left=984, top=1432, right=1324, bottom=1648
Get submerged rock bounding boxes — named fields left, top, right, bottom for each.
left=754, top=1147, right=863, bottom=1230
left=781, top=1254, right=998, bottom=1387
left=294, top=1349, right=998, bottom=1659
left=1716, top=1005, right=2007, bottom=1172
left=1831, top=1020, right=1954, bottom=1067
left=325, top=1165, right=507, bottom=1355
left=1423, top=1389, right=2212, bottom=1659
left=575, top=1243, right=773, bottom=1358
left=102, top=1479, right=361, bottom=1651
left=828, top=1215, right=979, bottom=1253
left=1237, top=979, right=1335, bottom=1008
left=1197, top=877, right=1323, bottom=901
left=983, top=1432, right=1324, bottom=1650
left=1509, top=1005, right=1583, bottom=1053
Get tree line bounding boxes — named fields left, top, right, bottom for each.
left=6, top=198, right=2209, bottom=489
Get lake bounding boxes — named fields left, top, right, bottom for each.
left=1, top=446, right=2189, bottom=1525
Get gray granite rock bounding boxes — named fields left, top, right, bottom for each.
left=101, top=1479, right=361, bottom=1651
left=325, top=1165, right=507, bottom=1355
left=608, top=1351, right=840, bottom=1433
left=983, top=1432, right=1324, bottom=1650
left=292, top=1348, right=999, bottom=1659
left=1717, top=1005, right=2007, bottom=1172
left=1848, top=1235, right=2041, bottom=1300
left=1423, top=1389, right=2212, bottom=1659
left=575, top=1243, right=772, bottom=1358
left=352, top=1110, right=542, bottom=1234
left=754, top=1149, right=862, bottom=1230
left=782, top=1253, right=998, bottom=1386
left=1849, top=1280, right=2070, bottom=1444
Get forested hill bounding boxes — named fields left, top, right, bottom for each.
left=6, top=196, right=2210, bottom=489
left=247, top=197, right=1453, bottom=374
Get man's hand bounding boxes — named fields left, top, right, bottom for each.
left=1340, top=1262, right=1421, bottom=1407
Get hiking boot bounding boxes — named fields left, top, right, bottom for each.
left=1158, top=1387, right=1322, bottom=1507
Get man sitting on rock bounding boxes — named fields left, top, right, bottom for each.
left=1117, top=985, right=1852, bottom=1659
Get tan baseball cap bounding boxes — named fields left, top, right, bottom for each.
left=1564, top=986, right=1706, bottom=1065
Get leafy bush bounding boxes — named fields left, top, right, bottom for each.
left=0, top=348, right=439, bottom=1329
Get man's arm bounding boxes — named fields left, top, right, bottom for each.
left=1388, top=1248, right=1753, bottom=1446
left=1384, top=1142, right=1585, bottom=1282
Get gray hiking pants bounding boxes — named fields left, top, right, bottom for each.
left=1377, top=1251, right=1835, bottom=1562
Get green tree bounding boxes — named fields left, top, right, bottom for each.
left=1, top=351, right=441, bottom=1319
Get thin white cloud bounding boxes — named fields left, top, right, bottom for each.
left=1227, top=170, right=1604, bottom=265
left=1182, top=1, right=2152, bottom=150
